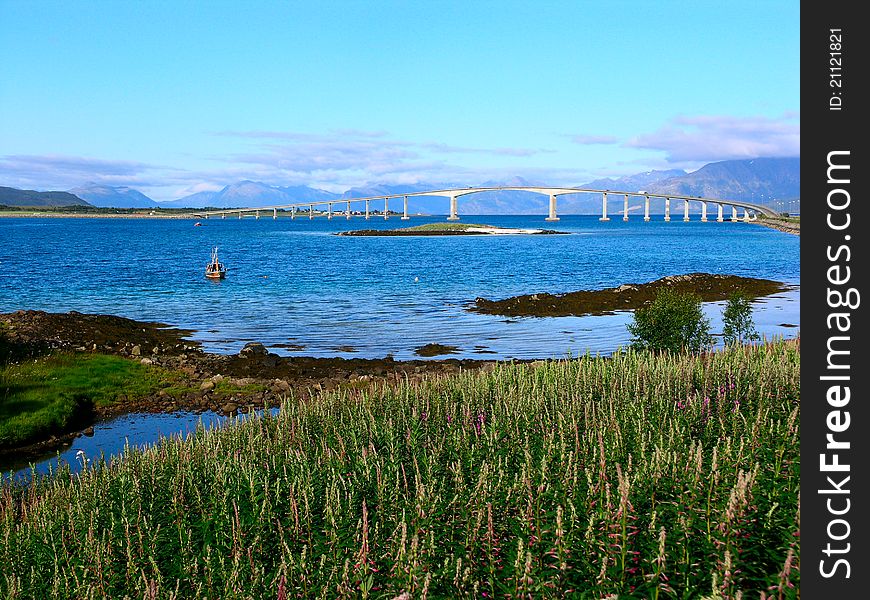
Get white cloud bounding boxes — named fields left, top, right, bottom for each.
left=626, top=113, right=799, bottom=162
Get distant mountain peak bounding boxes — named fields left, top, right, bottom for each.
left=68, top=183, right=158, bottom=208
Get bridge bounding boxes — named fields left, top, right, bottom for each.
left=192, top=186, right=779, bottom=223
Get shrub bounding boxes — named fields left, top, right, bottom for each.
left=722, top=291, right=760, bottom=345
left=628, top=288, right=712, bottom=353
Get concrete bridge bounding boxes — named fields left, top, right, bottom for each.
left=193, top=186, right=779, bottom=223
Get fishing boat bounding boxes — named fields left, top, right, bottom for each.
left=205, top=247, right=226, bottom=279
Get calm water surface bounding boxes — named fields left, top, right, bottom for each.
left=1, top=215, right=799, bottom=359
left=0, top=214, right=799, bottom=477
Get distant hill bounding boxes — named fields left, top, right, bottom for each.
left=161, top=180, right=339, bottom=208
left=69, top=184, right=159, bottom=208
left=646, top=157, right=800, bottom=205
left=0, top=186, right=90, bottom=207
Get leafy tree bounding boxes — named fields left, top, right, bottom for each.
left=628, top=288, right=712, bottom=353
left=722, top=291, right=760, bottom=345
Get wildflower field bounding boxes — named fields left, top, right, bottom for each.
left=0, top=340, right=800, bottom=598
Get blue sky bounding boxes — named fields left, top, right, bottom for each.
left=0, top=1, right=799, bottom=200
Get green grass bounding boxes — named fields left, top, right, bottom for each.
left=0, top=341, right=800, bottom=598
left=0, top=353, right=170, bottom=448
left=759, top=214, right=800, bottom=224
left=403, top=222, right=495, bottom=231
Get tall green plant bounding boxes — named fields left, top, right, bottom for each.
left=628, top=288, right=712, bottom=353
left=722, top=291, right=760, bottom=345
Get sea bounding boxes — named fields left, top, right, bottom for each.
left=0, top=214, right=799, bottom=477
left=0, top=214, right=799, bottom=360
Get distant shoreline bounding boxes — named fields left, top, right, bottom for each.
left=0, top=211, right=195, bottom=219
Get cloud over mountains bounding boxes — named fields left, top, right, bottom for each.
left=0, top=113, right=798, bottom=202
left=627, top=114, right=799, bottom=163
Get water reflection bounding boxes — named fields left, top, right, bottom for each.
left=1, top=409, right=278, bottom=482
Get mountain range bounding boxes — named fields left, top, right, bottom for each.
left=0, top=157, right=799, bottom=212
left=159, top=181, right=338, bottom=209
left=69, top=184, right=159, bottom=208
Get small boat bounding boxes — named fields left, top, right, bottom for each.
left=194, top=222, right=203, bottom=227
left=205, top=247, right=226, bottom=279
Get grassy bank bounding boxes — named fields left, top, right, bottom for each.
left=0, top=341, right=800, bottom=598
left=0, top=353, right=170, bottom=449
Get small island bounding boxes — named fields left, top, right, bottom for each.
left=338, top=222, right=568, bottom=236
left=471, top=272, right=792, bottom=318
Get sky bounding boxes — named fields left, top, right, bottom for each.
left=0, top=1, right=799, bottom=201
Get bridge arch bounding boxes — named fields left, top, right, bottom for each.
left=195, top=185, right=779, bottom=222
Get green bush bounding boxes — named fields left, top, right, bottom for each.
left=628, top=288, right=712, bottom=353
left=722, top=291, right=760, bottom=345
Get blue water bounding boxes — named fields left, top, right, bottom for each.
left=1, top=409, right=282, bottom=482
left=0, top=214, right=799, bottom=478
left=1, top=215, right=799, bottom=359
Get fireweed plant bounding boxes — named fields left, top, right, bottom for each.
left=0, top=340, right=799, bottom=598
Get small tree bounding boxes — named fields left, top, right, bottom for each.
left=628, top=288, right=712, bottom=353
left=722, top=291, right=760, bottom=345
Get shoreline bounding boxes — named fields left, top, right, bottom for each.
left=0, top=211, right=197, bottom=219
left=748, top=217, right=800, bottom=235
left=1, top=310, right=504, bottom=458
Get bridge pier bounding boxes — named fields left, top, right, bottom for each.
left=545, top=194, right=559, bottom=221
left=731, top=206, right=739, bottom=222
left=701, top=202, right=708, bottom=222
left=204, top=214, right=209, bottom=220
left=346, top=200, right=351, bottom=220
left=384, top=197, right=389, bottom=220
left=623, top=194, right=629, bottom=221
left=273, top=208, right=277, bottom=220
left=664, top=197, right=671, bottom=221
left=327, top=203, right=333, bottom=220
left=742, top=208, right=750, bottom=222
left=256, top=210, right=260, bottom=220
left=365, top=199, right=370, bottom=220
left=402, top=195, right=410, bottom=220
left=644, top=195, right=650, bottom=221
left=448, top=196, right=459, bottom=221
left=309, top=204, right=314, bottom=220
left=221, top=213, right=225, bottom=219
left=238, top=212, right=242, bottom=219
left=683, top=200, right=690, bottom=222
left=290, top=207, right=296, bottom=220
left=717, top=204, right=724, bottom=222
left=599, top=192, right=610, bottom=221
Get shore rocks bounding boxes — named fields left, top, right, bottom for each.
left=239, top=342, right=268, bottom=357
left=1, top=309, right=509, bottom=456
left=414, top=343, right=460, bottom=357
left=751, top=218, right=800, bottom=235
